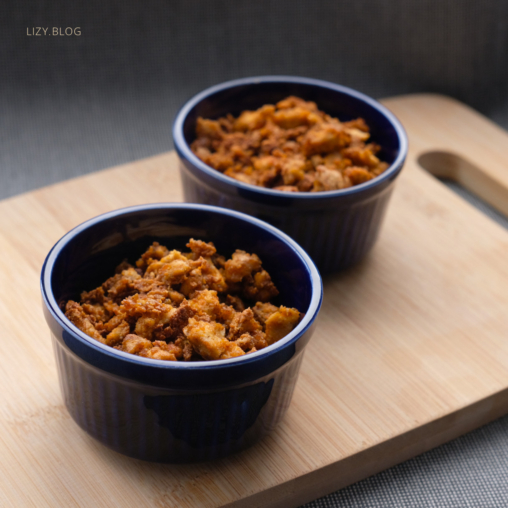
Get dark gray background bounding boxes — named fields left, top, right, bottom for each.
left=3, top=0, right=508, bottom=200
left=3, top=1, right=508, bottom=506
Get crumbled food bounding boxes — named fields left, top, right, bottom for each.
left=191, top=96, right=389, bottom=192
left=65, top=240, right=302, bottom=361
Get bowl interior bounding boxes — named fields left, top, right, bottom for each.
left=50, top=206, right=314, bottom=318
left=181, top=79, right=402, bottom=168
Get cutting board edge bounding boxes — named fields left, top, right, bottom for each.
left=2, top=94, right=508, bottom=508
left=225, top=385, right=508, bottom=508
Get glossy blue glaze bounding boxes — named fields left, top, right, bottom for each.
left=173, top=76, right=408, bottom=273
left=41, top=204, right=322, bottom=462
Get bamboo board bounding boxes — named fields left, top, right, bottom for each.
left=1, top=94, right=508, bottom=507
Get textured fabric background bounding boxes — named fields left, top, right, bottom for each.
left=302, top=185, right=508, bottom=508
left=2, top=0, right=508, bottom=199
left=3, top=2, right=508, bottom=506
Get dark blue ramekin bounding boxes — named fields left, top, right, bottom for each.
left=41, top=204, right=322, bottom=463
left=173, top=76, right=408, bottom=274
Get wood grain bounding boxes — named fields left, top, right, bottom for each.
left=1, top=94, right=508, bottom=508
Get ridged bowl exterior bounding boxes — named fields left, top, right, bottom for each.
left=180, top=165, right=396, bottom=274
left=52, top=332, right=305, bottom=463
left=173, top=76, right=408, bottom=274
left=41, top=204, right=322, bottom=463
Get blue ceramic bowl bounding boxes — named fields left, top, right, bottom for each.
left=173, top=76, right=408, bottom=274
left=41, top=203, right=322, bottom=463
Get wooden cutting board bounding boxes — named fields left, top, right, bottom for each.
left=1, top=94, right=508, bottom=508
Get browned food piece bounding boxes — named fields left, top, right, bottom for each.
left=102, top=267, right=142, bottom=302
left=80, top=287, right=105, bottom=304
left=297, top=172, right=316, bottom=192
left=276, top=96, right=318, bottom=111
left=313, top=165, right=349, bottom=192
left=273, top=106, right=320, bottom=129
left=122, top=293, right=175, bottom=341
left=220, top=344, right=247, bottom=359
left=224, top=250, right=262, bottom=283
left=179, top=256, right=227, bottom=297
left=65, top=301, right=105, bottom=343
left=342, top=117, right=370, bottom=132
left=200, top=257, right=228, bottom=293
left=242, top=270, right=279, bottom=302
left=265, top=306, right=301, bottom=345
left=226, top=294, right=245, bottom=311
left=196, top=117, right=225, bottom=140
left=273, top=185, right=299, bottom=192
left=183, top=318, right=245, bottom=360
left=145, top=249, right=188, bottom=274
left=149, top=300, right=195, bottom=342
left=114, top=260, right=136, bottom=274
left=105, top=320, right=130, bottom=346
left=342, top=146, right=380, bottom=168
left=121, top=292, right=170, bottom=318
left=234, top=105, right=275, bottom=131
left=131, top=278, right=164, bottom=295
left=175, top=336, right=194, bottom=361
left=188, top=289, right=222, bottom=320
left=163, top=341, right=184, bottom=360
left=101, top=312, right=126, bottom=335
left=324, top=151, right=352, bottom=170
left=142, top=347, right=177, bottom=361
left=136, top=242, right=170, bottom=270
left=228, top=308, right=262, bottom=340
left=214, top=302, right=235, bottom=327
left=155, top=258, right=192, bottom=286
left=252, top=301, right=279, bottom=325
left=121, top=334, right=152, bottom=354
left=139, top=341, right=179, bottom=361
left=81, top=302, right=110, bottom=324
left=302, top=124, right=351, bottom=156
left=235, top=331, right=268, bottom=352
left=166, top=300, right=194, bottom=337
left=65, top=240, right=301, bottom=362
left=187, top=238, right=217, bottom=259
left=344, top=166, right=375, bottom=185
left=191, top=96, right=388, bottom=192
left=167, top=289, right=186, bottom=305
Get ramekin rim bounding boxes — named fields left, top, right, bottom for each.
left=172, top=75, right=408, bottom=199
left=41, top=203, right=323, bottom=371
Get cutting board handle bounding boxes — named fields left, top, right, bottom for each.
left=383, top=94, right=508, bottom=220
left=418, top=150, right=508, bottom=218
